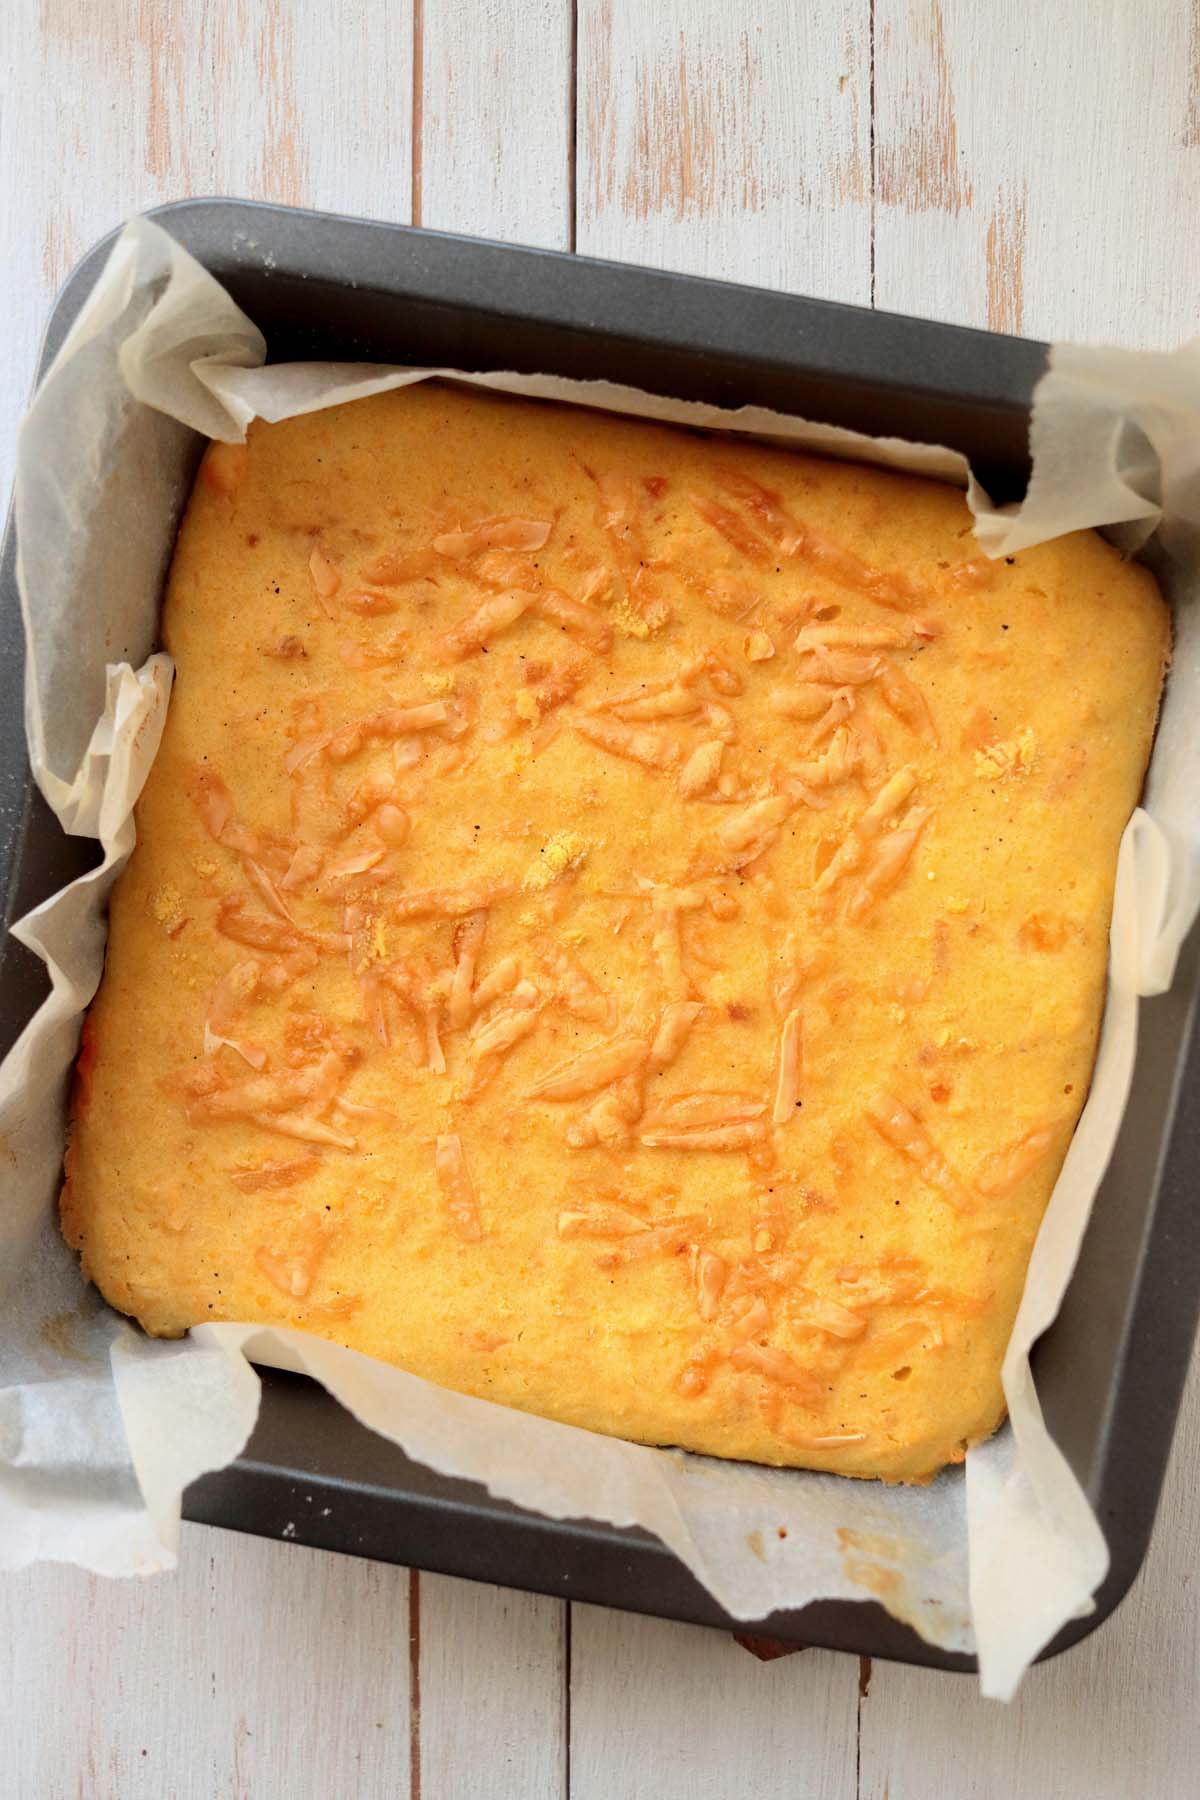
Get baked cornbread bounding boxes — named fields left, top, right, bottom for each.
left=61, top=384, right=1168, bottom=1482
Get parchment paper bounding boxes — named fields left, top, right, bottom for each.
left=2, top=218, right=1197, bottom=1699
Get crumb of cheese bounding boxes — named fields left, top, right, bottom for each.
left=611, top=597, right=652, bottom=639
left=975, top=727, right=1036, bottom=780
left=514, top=687, right=541, bottom=726
left=501, top=741, right=532, bottom=778
left=422, top=670, right=455, bottom=695
left=149, top=885, right=185, bottom=931
left=521, top=830, right=589, bottom=891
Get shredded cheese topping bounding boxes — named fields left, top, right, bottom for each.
left=143, top=412, right=1131, bottom=1479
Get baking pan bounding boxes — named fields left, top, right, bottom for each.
left=4, top=198, right=1198, bottom=1672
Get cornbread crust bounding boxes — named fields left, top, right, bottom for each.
left=60, top=384, right=1168, bottom=1482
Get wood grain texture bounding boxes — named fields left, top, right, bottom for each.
left=858, top=1343, right=1200, bottom=1799
left=575, top=0, right=872, bottom=299
left=409, top=16, right=577, bottom=1796
left=0, top=0, right=413, bottom=506
left=874, top=0, right=1200, bottom=344
left=569, top=1605, right=859, bottom=1800
left=2, top=1525, right=412, bottom=1800
left=417, top=0, right=574, bottom=246
left=568, top=6, right=872, bottom=1784
left=418, top=1575, right=567, bottom=1799
left=864, top=8, right=1200, bottom=1788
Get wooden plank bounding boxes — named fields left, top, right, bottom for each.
left=4, top=1524, right=412, bottom=1799
left=866, top=2, right=1200, bottom=1789
left=0, top=0, right=413, bottom=506
left=417, top=1575, right=567, bottom=1800
left=859, top=1344, right=1200, bottom=1799
left=873, top=0, right=1200, bottom=344
left=569, top=9, right=869, bottom=1790
left=570, top=1605, right=859, bottom=1800
left=2, top=7, right=422, bottom=1799
left=575, top=0, right=873, bottom=301
left=417, top=0, right=574, bottom=247
left=411, top=12, right=575, bottom=1790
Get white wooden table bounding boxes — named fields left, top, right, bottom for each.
left=3, top=4, right=1200, bottom=1794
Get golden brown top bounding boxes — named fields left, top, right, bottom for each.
left=63, top=384, right=1168, bottom=1479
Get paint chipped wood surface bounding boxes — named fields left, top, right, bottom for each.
left=570, top=1604, right=860, bottom=1799
left=416, top=0, right=574, bottom=247
left=872, top=0, right=1200, bottom=340
left=4, top=1534, right=414, bottom=1795
left=0, top=0, right=414, bottom=506
left=576, top=0, right=873, bottom=298
left=4, top=2, right=1200, bottom=1797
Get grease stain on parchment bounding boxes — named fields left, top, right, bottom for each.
left=836, top=1525, right=966, bottom=1649
left=39, top=1304, right=95, bottom=1365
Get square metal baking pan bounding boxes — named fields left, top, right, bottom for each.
left=3, top=198, right=1197, bottom=1673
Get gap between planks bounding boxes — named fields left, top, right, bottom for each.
left=406, top=3, right=576, bottom=1788
left=406, top=9, right=871, bottom=1792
